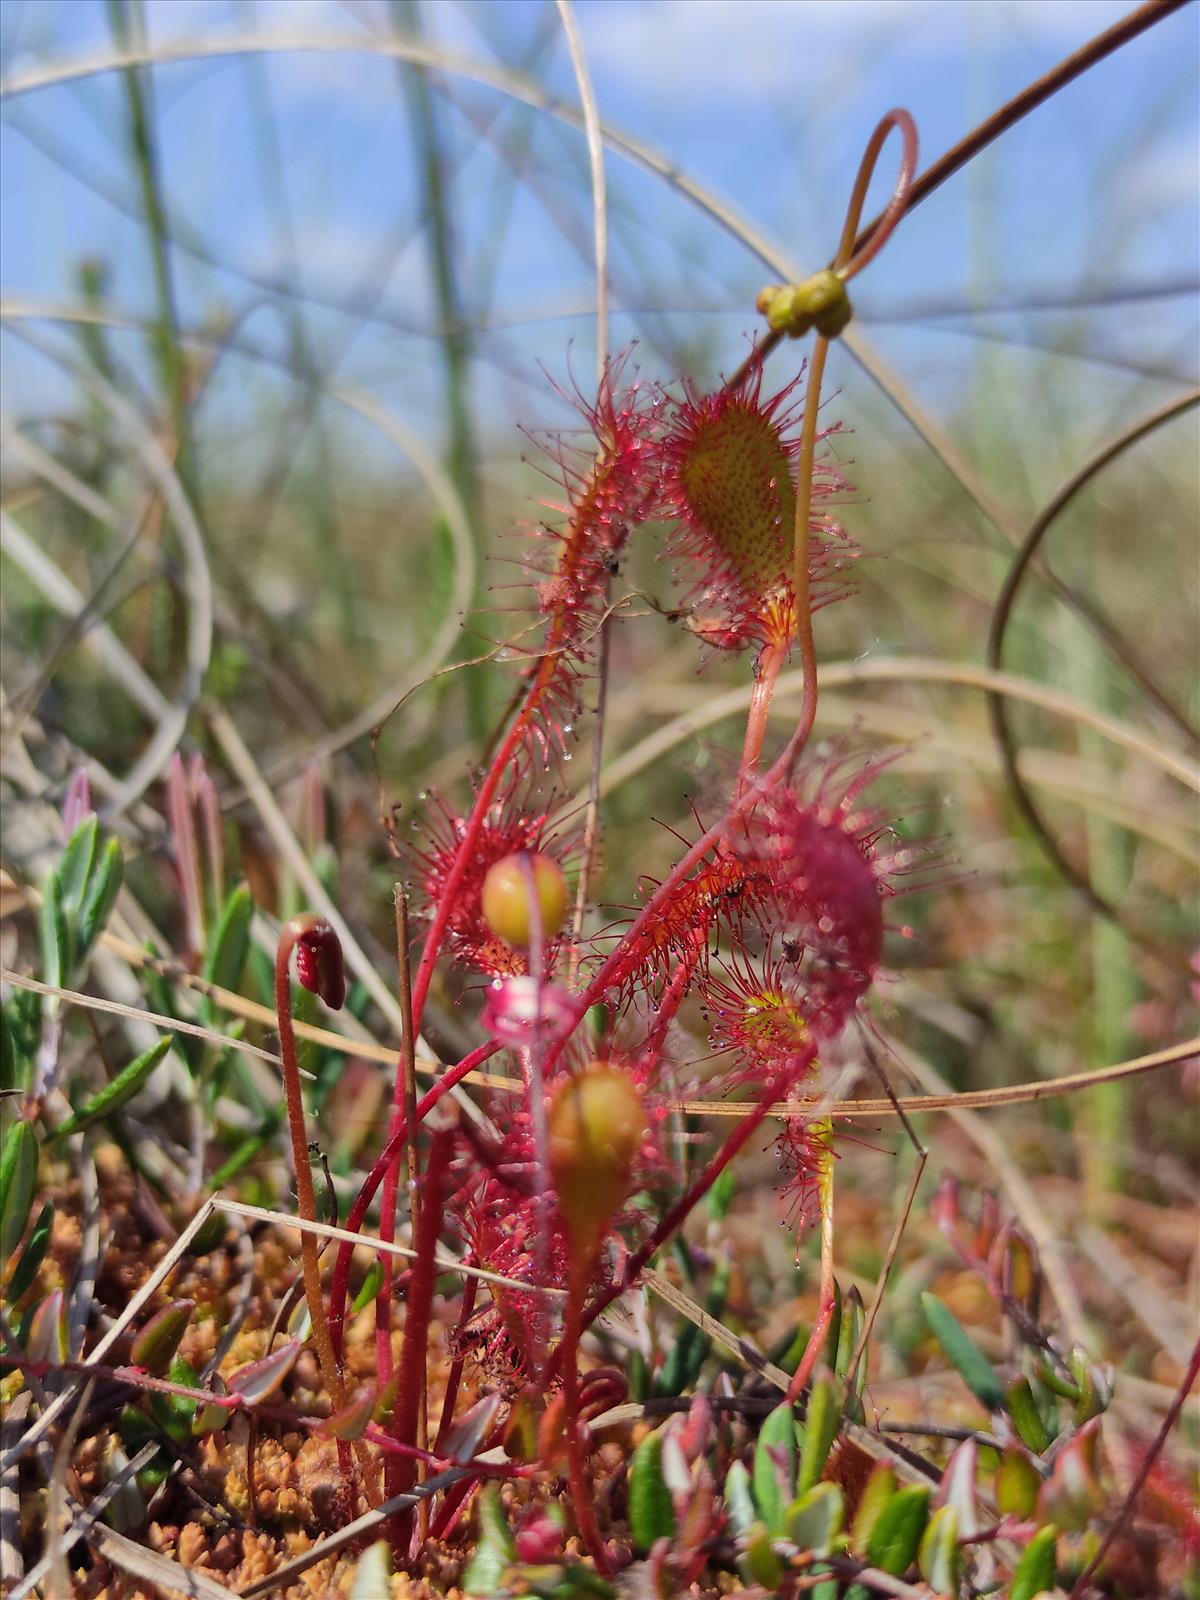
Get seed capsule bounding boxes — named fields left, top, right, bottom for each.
left=480, top=852, right=567, bottom=948
left=548, top=1063, right=645, bottom=1254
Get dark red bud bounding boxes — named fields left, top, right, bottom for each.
left=287, top=915, right=346, bottom=1010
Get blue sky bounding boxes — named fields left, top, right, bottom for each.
left=1, top=0, right=1196, bottom=479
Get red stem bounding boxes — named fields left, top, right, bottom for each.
left=328, top=1042, right=499, bottom=1365
left=561, top=1255, right=611, bottom=1573
left=736, top=635, right=790, bottom=796
left=433, top=1272, right=478, bottom=1453
left=387, top=1123, right=454, bottom=1548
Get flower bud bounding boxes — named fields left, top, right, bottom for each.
left=548, top=1063, right=645, bottom=1256
left=287, top=915, right=346, bottom=1010
left=481, top=852, right=567, bottom=949
left=757, top=271, right=852, bottom=340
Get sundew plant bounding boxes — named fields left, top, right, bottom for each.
left=0, top=2, right=1197, bottom=1598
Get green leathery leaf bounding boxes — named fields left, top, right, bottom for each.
left=1010, top=1524, right=1057, bottom=1600
left=629, top=1428, right=676, bottom=1550
left=0, top=1120, right=38, bottom=1265
left=51, top=1037, right=172, bottom=1141
left=76, top=838, right=123, bottom=962
left=461, top=1484, right=516, bottom=1595
left=7, top=1200, right=55, bottom=1304
left=786, top=1481, right=844, bottom=1557
left=866, top=1484, right=930, bottom=1576
left=918, top=1505, right=961, bottom=1592
left=921, top=1291, right=1006, bottom=1410
left=753, top=1400, right=797, bottom=1536
left=797, top=1369, right=840, bottom=1494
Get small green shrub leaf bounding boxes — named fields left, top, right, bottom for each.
left=918, top=1504, right=961, bottom=1592
left=753, top=1400, right=797, bottom=1536
left=462, top=1484, right=516, bottom=1595
left=786, top=1481, right=844, bottom=1556
left=866, top=1484, right=930, bottom=1576
left=130, top=1300, right=194, bottom=1377
left=6, top=1198, right=54, bottom=1304
left=629, top=1429, right=676, bottom=1550
left=351, top=1261, right=384, bottom=1316
left=76, top=838, right=123, bottom=962
left=228, top=1338, right=301, bottom=1406
left=1010, top=1524, right=1057, bottom=1600
left=200, top=886, right=253, bottom=1021
left=0, top=1120, right=38, bottom=1265
left=850, top=1462, right=896, bottom=1554
left=52, top=1036, right=172, bottom=1141
left=921, top=1291, right=1005, bottom=1410
left=797, top=1370, right=840, bottom=1494
left=349, top=1541, right=392, bottom=1600
left=40, top=870, right=71, bottom=990
left=996, top=1447, right=1041, bottom=1519
left=1005, top=1375, right=1051, bottom=1454
left=58, top=817, right=99, bottom=916
left=724, top=1459, right=756, bottom=1538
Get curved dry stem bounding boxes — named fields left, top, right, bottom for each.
left=3, top=323, right=212, bottom=818
left=986, top=388, right=1200, bottom=924
left=675, top=1034, right=1198, bottom=1119
left=589, top=655, right=1200, bottom=798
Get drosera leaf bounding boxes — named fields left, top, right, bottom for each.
left=866, top=1483, right=930, bottom=1576
left=1010, top=1524, right=1057, bottom=1600
left=130, top=1300, right=194, bottom=1377
left=797, top=1369, right=840, bottom=1494
left=50, top=1037, right=172, bottom=1142
left=6, top=1198, right=54, bottom=1304
left=0, top=1120, right=38, bottom=1265
left=753, top=1400, right=798, bottom=1537
left=787, top=1480, right=844, bottom=1557
left=629, top=1428, right=676, bottom=1551
left=462, top=1483, right=516, bottom=1595
left=921, top=1290, right=1006, bottom=1410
